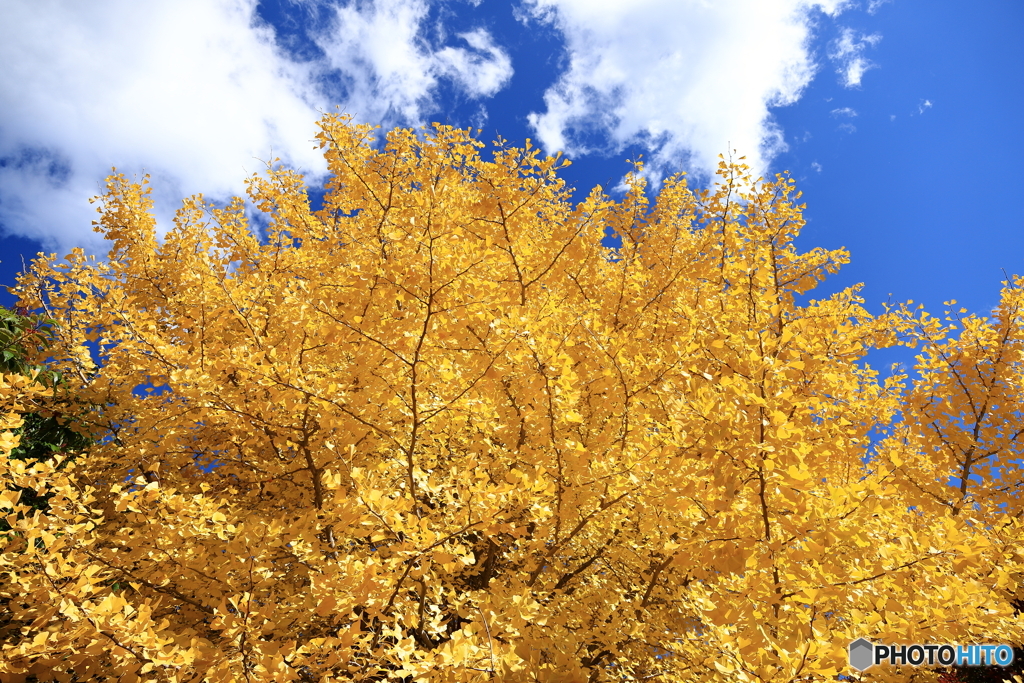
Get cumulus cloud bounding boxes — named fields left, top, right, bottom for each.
left=519, top=0, right=854, bottom=182
left=1, top=0, right=880, bottom=253
left=0, top=0, right=330, bottom=251
left=829, top=27, right=881, bottom=88
left=0, top=0, right=511, bottom=252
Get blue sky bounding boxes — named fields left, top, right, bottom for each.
left=1, top=0, right=1022, bottom=373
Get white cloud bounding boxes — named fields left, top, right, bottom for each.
left=436, top=29, right=514, bottom=98
left=520, top=0, right=854, bottom=183
left=0, top=0, right=328, bottom=252
left=0, top=0, right=512, bottom=253
left=867, top=0, right=891, bottom=15
left=311, top=0, right=511, bottom=127
left=916, top=98, right=933, bottom=114
left=811, top=161, right=823, bottom=173
left=829, top=27, right=881, bottom=88
left=1, top=0, right=881, bottom=254
left=830, top=107, right=858, bottom=117
left=468, top=103, right=490, bottom=130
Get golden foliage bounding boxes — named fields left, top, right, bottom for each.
left=3, top=115, right=1024, bottom=682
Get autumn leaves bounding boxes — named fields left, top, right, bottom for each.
left=2, top=115, right=1023, bottom=681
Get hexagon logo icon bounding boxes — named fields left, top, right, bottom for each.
left=849, top=638, right=875, bottom=671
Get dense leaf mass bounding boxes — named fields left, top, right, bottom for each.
left=2, top=115, right=1024, bottom=682
left=0, top=305, right=92, bottom=519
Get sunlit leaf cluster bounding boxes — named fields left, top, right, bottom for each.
left=3, top=115, right=1024, bottom=682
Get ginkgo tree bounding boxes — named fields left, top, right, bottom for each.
left=0, top=305, right=92, bottom=517
left=2, top=113, right=1024, bottom=683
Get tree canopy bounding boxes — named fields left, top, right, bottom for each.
left=2, top=114, right=1024, bottom=682
left=0, top=305, right=92, bottom=514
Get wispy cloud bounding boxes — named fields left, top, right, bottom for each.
left=830, top=107, right=858, bottom=117
left=916, top=98, right=934, bottom=114
left=829, top=27, right=882, bottom=87
left=520, top=0, right=853, bottom=182
left=436, top=29, right=513, bottom=98
left=867, top=0, right=891, bottom=15
left=310, top=0, right=511, bottom=127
